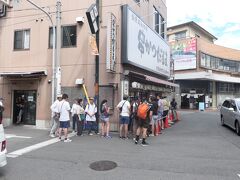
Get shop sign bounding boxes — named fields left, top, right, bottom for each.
left=106, top=13, right=117, bottom=72
left=0, top=0, right=9, bottom=6
left=0, top=2, right=6, bottom=18
left=170, top=38, right=197, bottom=70
left=121, top=5, right=170, bottom=77
left=122, top=80, right=129, bottom=96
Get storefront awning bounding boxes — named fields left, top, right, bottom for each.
left=0, top=70, right=47, bottom=78
left=145, top=75, right=179, bottom=87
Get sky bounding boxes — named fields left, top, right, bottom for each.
left=166, top=0, right=240, bottom=50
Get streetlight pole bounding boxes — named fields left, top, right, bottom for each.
left=56, top=0, right=61, bottom=96
left=25, top=0, right=56, bottom=104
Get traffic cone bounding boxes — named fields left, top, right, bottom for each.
left=158, top=121, right=162, bottom=134
left=164, top=115, right=170, bottom=128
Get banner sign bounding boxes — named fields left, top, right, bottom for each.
left=89, top=35, right=99, bottom=55
left=170, top=38, right=197, bottom=70
left=106, top=13, right=117, bottom=72
left=121, top=5, right=170, bottom=77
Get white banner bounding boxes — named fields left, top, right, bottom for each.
left=123, top=6, right=170, bottom=77
left=106, top=13, right=117, bottom=72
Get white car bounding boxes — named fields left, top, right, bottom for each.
left=220, top=98, right=240, bottom=136
left=0, top=124, right=7, bottom=167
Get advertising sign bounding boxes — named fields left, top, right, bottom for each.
left=170, top=38, right=197, bottom=70
left=121, top=5, right=170, bottom=77
left=106, top=13, right=117, bottom=72
left=0, top=0, right=9, bottom=6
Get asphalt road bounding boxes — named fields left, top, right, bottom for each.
left=1, top=111, right=240, bottom=180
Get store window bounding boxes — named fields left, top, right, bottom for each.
left=62, top=25, right=77, bottom=47
left=219, top=83, right=235, bottom=93
left=14, top=29, right=30, bottom=50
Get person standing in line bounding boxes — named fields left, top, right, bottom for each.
left=117, top=96, right=131, bottom=139
left=157, top=95, right=164, bottom=132
left=162, top=96, right=170, bottom=129
left=100, top=99, right=111, bottom=138
left=170, top=98, right=177, bottom=121
left=134, top=98, right=153, bottom=146
left=77, top=99, right=85, bottom=136
left=58, top=94, right=72, bottom=142
left=71, top=98, right=80, bottom=134
left=149, top=97, right=159, bottom=136
left=49, top=94, right=62, bottom=137
left=0, top=98, right=4, bottom=124
left=85, top=97, right=98, bottom=136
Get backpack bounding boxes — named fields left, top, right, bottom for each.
left=137, top=103, right=149, bottom=120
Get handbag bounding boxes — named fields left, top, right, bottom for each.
left=119, top=101, right=126, bottom=113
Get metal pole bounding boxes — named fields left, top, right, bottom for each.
left=25, top=0, right=56, bottom=104
left=56, top=0, right=61, bottom=96
left=95, top=0, right=100, bottom=133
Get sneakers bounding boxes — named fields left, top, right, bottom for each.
left=64, top=138, right=72, bottom=142
left=141, top=141, right=149, bottom=146
left=49, top=134, right=55, bottom=138
left=149, top=134, right=154, bottom=137
left=88, top=133, right=93, bottom=136
left=135, top=140, right=138, bottom=144
left=105, top=135, right=112, bottom=138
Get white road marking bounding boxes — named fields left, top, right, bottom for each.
left=7, top=132, right=76, bottom=158
left=237, top=174, right=240, bottom=178
left=6, top=134, right=32, bottom=139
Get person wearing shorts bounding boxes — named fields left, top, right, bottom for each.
left=100, top=99, right=111, bottom=138
left=134, top=99, right=153, bottom=146
left=117, top=96, right=131, bottom=139
left=58, top=94, right=72, bottom=142
left=149, top=97, right=159, bottom=136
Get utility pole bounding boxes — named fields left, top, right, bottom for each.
left=25, top=0, right=56, bottom=104
left=95, top=0, right=100, bottom=133
left=56, top=0, right=61, bottom=96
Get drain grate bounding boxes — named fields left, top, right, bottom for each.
left=89, top=160, right=117, bottom=171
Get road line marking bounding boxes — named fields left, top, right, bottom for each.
left=7, top=133, right=75, bottom=158
left=237, top=174, right=240, bottom=178
left=6, top=134, right=32, bottom=139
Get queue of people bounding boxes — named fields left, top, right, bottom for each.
left=49, top=93, right=178, bottom=145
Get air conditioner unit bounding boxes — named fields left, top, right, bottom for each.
left=75, top=78, right=84, bottom=85
left=0, top=0, right=10, bottom=6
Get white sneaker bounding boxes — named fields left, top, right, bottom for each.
left=49, top=134, right=55, bottom=138
left=64, top=138, right=72, bottom=142
left=88, top=133, right=93, bottom=136
left=149, top=134, right=154, bottom=137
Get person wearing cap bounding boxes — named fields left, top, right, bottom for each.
left=49, top=94, right=62, bottom=137
left=85, top=97, right=98, bottom=135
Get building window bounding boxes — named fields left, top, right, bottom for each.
left=153, top=6, right=165, bottom=38
left=175, top=31, right=186, bottom=40
left=14, top=29, right=30, bottom=50
left=62, top=25, right=77, bottom=47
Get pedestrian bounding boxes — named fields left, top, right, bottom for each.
left=77, top=99, right=85, bottom=136
left=117, top=96, right=131, bottom=139
left=85, top=97, right=98, bottom=135
left=0, top=98, right=4, bottom=124
left=71, top=98, right=80, bottom=134
left=170, top=98, right=177, bottom=121
left=130, top=97, right=139, bottom=136
left=162, top=96, right=170, bottom=129
left=49, top=94, right=62, bottom=137
left=16, top=96, right=25, bottom=124
left=149, top=96, right=159, bottom=136
left=157, top=95, right=163, bottom=132
left=134, top=99, right=153, bottom=146
left=100, top=99, right=111, bottom=138
left=58, top=94, right=72, bottom=142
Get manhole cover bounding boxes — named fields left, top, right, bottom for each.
left=89, top=160, right=117, bottom=171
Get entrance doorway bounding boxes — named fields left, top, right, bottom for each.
left=13, top=90, right=37, bottom=125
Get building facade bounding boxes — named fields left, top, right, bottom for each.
left=0, top=0, right=176, bottom=130
left=167, top=21, right=240, bottom=110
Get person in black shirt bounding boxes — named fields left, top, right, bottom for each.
left=149, top=97, right=159, bottom=136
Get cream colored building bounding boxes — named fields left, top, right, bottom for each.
left=168, top=21, right=240, bottom=110
left=0, top=0, right=176, bottom=130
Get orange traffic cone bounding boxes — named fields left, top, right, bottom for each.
left=164, top=115, right=170, bottom=128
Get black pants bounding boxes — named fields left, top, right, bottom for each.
left=72, top=114, right=78, bottom=131
left=77, top=120, right=84, bottom=135
left=163, top=110, right=169, bottom=123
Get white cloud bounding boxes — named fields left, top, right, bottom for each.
left=224, top=24, right=240, bottom=33
left=167, top=0, right=240, bottom=49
